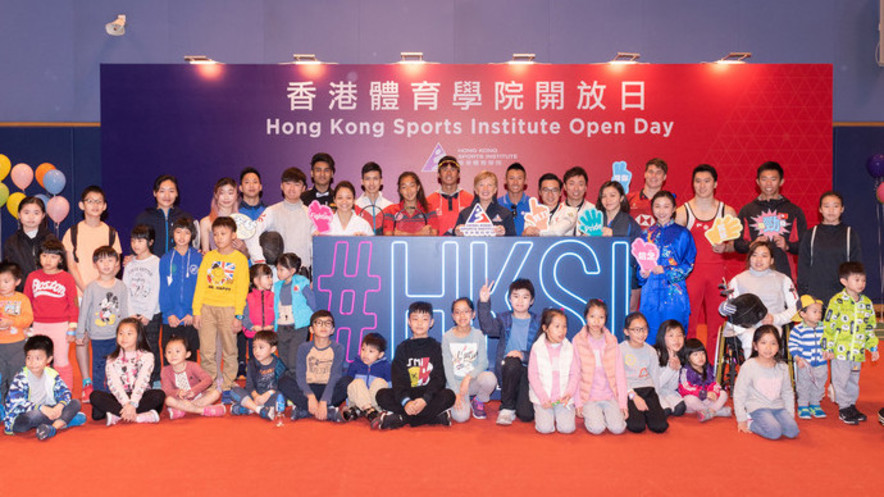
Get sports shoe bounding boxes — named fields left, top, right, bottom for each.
left=470, top=397, right=487, bottom=419
left=878, top=407, right=884, bottom=427
left=797, top=406, right=812, bottom=420
left=290, top=407, right=310, bottom=421
left=66, top=412, right=87, bottom=429
left=326, top=406, right=345, bottom=423
left=106, top=413, right=121, bottom=426
left=379, top=411, right=405, bottom=430
left=231, top=405, right=251, bottom=416
left=258, top=406, right=276, bottom=421
left=697, top=409, right=715, bottom=422
left=168, top=408, right=186, bottom=420
left=81, top=383, right=93, bottom=404
left=342, top=406, right=363, bottom=422
left=715, top=406, right=732, bottom=418
left=496, top=408, right=516, bottom=426
left=202, top=405, right=226, bottom=417
left=151, top=380, right=162, bottom=390
left=809, top=405, right=826, bottom=418
left=365, top=408, right=380, bottom=424
left=36, top=424, right=57, bottom=441
left=839, top=407, right=860, bottom=425
left=436, top=410, right=452, bottom=427
left=237, top=362, right=247, bottom=380
left=221, top=390, right=233, bottom=405
left=136, top=410, right=160, bottom=424
left=851, top=405, right=867, bottom=422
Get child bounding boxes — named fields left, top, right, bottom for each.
left=726, top=239, right=799, bottom=360
left=274, top=253, right=314, bottom=379
left=3, top=196, right=57, bottom=291
left=442, top=297, right=498, bottom=422
left=477, top=278, right=541, bottom=425
left=160, top=336, right=224, bottom=419
left=822, top=261, right=879, bottom=424
left=653, top=320, right=686, bottom=417
left=158, top=217, right=202, bottom=361
left=572, top=299, right=628, bottom=435
left=678, top=338, right=731, bottom=421
left=124, top=224, right=162, bottom=388
left=798, top=191, right=861, bottom=304
left=192, top=217, right=249, bottom=402
left=637, top=191, right=697, bottom=340
left=325, top=181, right=374, bottom=235
left=3, top=335, right=86, bottom=440
left=278, top=310, right=349, bottom=422
left=374, top=302, right=455, bottom=429
left=343, top=332, right=391, bottom=423
left=528, top=308, right=580, bottom=434
left=63, top=186, right=122, bottom=400
left=788, top=295, right=828, bottom=419
left=620, top=312, right=668, bottom=433
left=735, top=325, right=799, bottom=440
left=24, top=239, right=78, bottom=389
left=89, top=318, right=166, bottom=424
left=239, top=263, right=275, bottom=377
left=0, top=262, right=33, bottom=400
left=76, top=246, right=129, bottom=393
left=230, top=330, right=284, bottom=421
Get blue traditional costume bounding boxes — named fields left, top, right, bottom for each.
left=637, top=221, right=697, bottom=341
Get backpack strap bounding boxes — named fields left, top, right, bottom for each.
left=846, top=226, right=851, bottom=261
left=108, top=226, right=117, bottom=249
left=809, top=226, right=817, bottom=266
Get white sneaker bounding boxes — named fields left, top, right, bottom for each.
left=496, top=409, right=516, bottom=426
left=106, top=413, right=121, bottom=427
left=136, top=410, right=160, bottom=424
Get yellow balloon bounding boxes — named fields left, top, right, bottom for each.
left=6, top=192, right=25, bottom=218
left=0, top=154, right=10, bottom=181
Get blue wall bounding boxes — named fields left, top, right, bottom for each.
left=0, top=0, right=882, bottom=122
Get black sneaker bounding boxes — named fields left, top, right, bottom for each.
left=850, top=405, right=867, bottom=422
left=436, top=410, right=452, bottom=427
left=365, top=408, right=380, bottom=424
left=839, top=407, right=860, bottom=425
left=379, top=411, right=405, bottom=430
left=236, top=362, right=247, bottom=380
left=326, top=406, right=345, bottom=423
left=878, top=408, right=884, bottom=427
left=342, top=406, right=363, bottom=422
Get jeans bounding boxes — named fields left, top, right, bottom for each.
left=91, top=338, right=118, bottom=392
left=749, top=408, right=800, bottom=440
left=12, top=400, right=82, bottom=433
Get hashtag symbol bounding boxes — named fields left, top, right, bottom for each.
left=316, top=240, right=382, bottom=362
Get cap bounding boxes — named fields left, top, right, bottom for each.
left=793, top=294, right=823, bottom=323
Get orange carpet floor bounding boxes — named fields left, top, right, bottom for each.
left=3, top=359, right=883, bottom=497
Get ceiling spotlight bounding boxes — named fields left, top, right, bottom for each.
left=398, top=52, right=425, bottom=64
left=610, top=52, right=640, bottom=64
left=508, top=53, right=536, bottom=65
left=716, top=52, right=752, bottom=64
left=105, top=14, right=126, bottom=36
left=184, top=55, right=219, bottom=64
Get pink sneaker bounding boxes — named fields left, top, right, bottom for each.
left=168, top=408, right=186, bottom=420
left=202, top=405, right=226, bottom=417
left=136, top=410, right=160, bottom=424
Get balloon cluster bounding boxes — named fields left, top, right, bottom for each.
left=0, top=154, right=69, bottom=225
left=868, top=153, right=884, bottom=203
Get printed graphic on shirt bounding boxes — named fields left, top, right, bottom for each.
left=95, top=292, right=121, bottom=327
left=207, top=261, right=236, bottom=289
left=30, top=278, right=68, bottom=299
left=448, top=342, right=478, bottom=378
left=408, top=357, right=433, bottom=387
left=2, top=300, right=22, bottom=317
left=128, top=266, right=155, bottom=301
left=305, top=347, right=335, bottom=384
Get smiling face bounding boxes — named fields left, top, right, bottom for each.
left=334, top=187, right=355, bottom=213
left=652, top=196, right=675, bottom=225
left=215, top=184, right=238, bottom=211
left=644, top=164, right=666, bottom=191
left=692, top=171, right=717, bottom=199
left=756, top=170, right=783, bottom=199
left=564, top=175, right=586, bottom=204
left=664, top=327, right=685, bottom=354
left=749, top=245, right=773, bottom=272
left=281, top=180, right=306, bottom=203
left=154, top=180, right=178, bottom=210
left=164, top=340, right=190, bottom=367
left=600, top=185, right=623, bottom=215
left=753, top=332, right=779, bottom=361
left=451, top=299, right=475, bottom=329
left=509, top=288, right=534, bottom=314
left=310, top=316, right=335, bottom=340
left=624, top=316, right=649, bottom=346
left=505, top=169, right=525, bottom=197
left=437, top=163, right=459, bottom=188
left=239, top=172, right=262, bottom=201
left=475, top=176, right=497, bottom=203
left=362, top=170, right=382, bottom=196
left=539, top=179, right=561, bottom=208
left=172, top=226, right=193, bottom=250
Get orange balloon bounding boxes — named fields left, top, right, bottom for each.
left=36, top=162, right=56, bottom=188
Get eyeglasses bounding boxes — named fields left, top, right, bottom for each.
left=312, top=319, right=334, bottom=328
left=83, top=199, right=105, bottom=205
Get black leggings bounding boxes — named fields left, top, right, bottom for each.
left=500, top=357, right=534, bottom=422
left=89, top=389, right=166, bottom=420
left=376, top=388, right=456, bottom=427
left=626, top=387, right=669, bottom=433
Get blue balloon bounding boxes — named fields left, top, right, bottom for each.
left=43, top=169, right=66, bottom=195
left=35, top=194, right=50, bottom=206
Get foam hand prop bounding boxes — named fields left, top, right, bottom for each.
left=704, top=214, right=742, bottom=245
left=523, top=197, right=551, bottom=231
left=631, top=238, right=660, bottom=273
left=308, top=200, right=334, bottom=233
left=577, top=205, right=604, bottom=236
left=611, top=161, right=632, bottom=194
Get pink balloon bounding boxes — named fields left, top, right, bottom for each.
left=46, top=196, right=70, bottom=224
left=10, top=163, right=33, bottom=190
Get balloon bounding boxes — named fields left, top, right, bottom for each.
left=46, top=196, right=70, bottom=224
left=0, top=154, right=10, bottom=181
left=0, top=183, right=8, bottom=207
left=35, top=193, right=50, bottom=207
left=43, top=169, right=66, bottom=195
left=10, top=163, right=33, bottom=190
left=877, top=182, right=884, bottom=204
left=6, top=192, right=26, bottom=218
left=868, top=154, right=884, bottom=179
left=35, top=162, right=56, bottom=187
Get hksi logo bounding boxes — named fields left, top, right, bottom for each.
left=31, top=279, right=67, bottom=298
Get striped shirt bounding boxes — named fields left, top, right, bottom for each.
left=788, top=322, right=826, bottom=367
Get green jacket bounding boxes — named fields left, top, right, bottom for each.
left=822, top=290, right=878, bottom=362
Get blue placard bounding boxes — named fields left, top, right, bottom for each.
left=313, top=236, right=630, bottom=361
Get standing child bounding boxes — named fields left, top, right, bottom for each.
left=528, top=308, right=580, bottom=434
left=652, top=320, right=686, bottom=417
left=89, top=318, right=166, bottom=424
left=620, top=312, right=669, bottom=433
left=158, top=217, right=202, bottom=361
left=735, top=325, right=799, bottom=440
left=572, top=299, right=628, bottom=435
left=230, top=330, right=284, bottom=421
left=76, top=246, right=129, bottom=393
left=3, top=197, right=57, bottom=291
left=63, top=186, right=122, bottom=401
left=24, top=239, right=78, bottom=389
left=477, top=278, right=541, bottom=425
left=788, top=295, right=828, bottom=419
left=375, top=302, right=455, bottom=429
left=192, top=217, right=249, bottom=402
left=161, top=336, right=224, bottom=419
left=637, top=191, right=697, bottom=340
left=279, top=310, right=349, bottom=422
left=443, top=297, right=498, bottom=422
left=123, top=224, right=162, bottom=387
left=822, top=261, right=879, bottom=424
left=3, top=335, right=86, bottom=440
left=274, top=253, right=314, bottom=381
left=0, top=262, right=33, bottom=400
left=678, top=339, right=731, bottom=422
left=239, top=263, right=275, bottom=377
left=343, top=332, right=391, bottom=423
